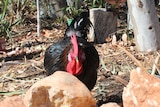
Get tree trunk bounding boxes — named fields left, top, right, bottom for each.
left=127, top=0, right=160, bottom=51
left=89, top=8, right=117, bottom=43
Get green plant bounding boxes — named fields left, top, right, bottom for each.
left=0, top=0, right=35, bottom=41
left=8, top=0, right=35, bottom=24
left=84, top=0, right=105, bottom=8
left=0, top=0, right=11, bottom=39
left=0, top=17, right=19, bottom=41
left=0, top=20, right=11, bottom=38
left=92, top=0, right=105, bottom=8
left=65, top=0, right=84, bottom=19
left=0, top=0, right=9, bottom=21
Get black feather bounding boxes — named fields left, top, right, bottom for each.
left=64, top=11, right=93, bottom=40
left=44, top=12, right=99, bottom=90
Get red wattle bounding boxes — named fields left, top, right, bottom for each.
left=66, top=35, right=83, bottom=75
left=66, top=58, right=83, bottom=75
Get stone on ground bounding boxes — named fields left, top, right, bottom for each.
left=123, top=67, right=160, bottom=107
left=24, top=71, right=96, bottom=107
left=0, top=96, right=25, bottom=107
left=100, top=102, right=120, bottom=107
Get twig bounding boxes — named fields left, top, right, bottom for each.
left=151, top=52, right=160, bottom=75
left=0, top=61, right=22, bottom=66
left=100, top=57, right=128, bottom=86
left=1, top=76, right=21, bottom=82
left=100, top=57, right=110, bottom=72
left=15, top=70, right=45, bottom=79
left=32, top=64, right=45, bottom=73
left=120, top=53, right=132, bottom=72
left=111, top=75, right=128, bottom=86
left=0, top=45, right=46, bottom=61
left=154, top=63, right=160, bottom=74
left=117, top=45, right=147, bottom=72
left=0, top=90, right=26, bottom=96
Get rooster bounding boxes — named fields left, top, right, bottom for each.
left=44, top=12, right=99, bottom=90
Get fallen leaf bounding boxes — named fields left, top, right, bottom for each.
left=122, top=33, right=128, bottom=43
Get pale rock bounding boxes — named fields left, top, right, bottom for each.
left=123, top=67, right=160, bottom=107
left=24, top=71, right=96, bottom=107
left=100, top=102, right=120, bottom=107
left=0, top=96, right=25, bottom=107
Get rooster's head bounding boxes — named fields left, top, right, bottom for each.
left=66, top=35, right=86, bottom=75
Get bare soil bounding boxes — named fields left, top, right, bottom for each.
left=0, top=12, right=160, bottom=107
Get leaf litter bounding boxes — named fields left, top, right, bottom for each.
left=0, top=20, right=160, bottom=107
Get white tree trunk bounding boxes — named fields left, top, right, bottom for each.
left=127, top=0, right=160, bottom=51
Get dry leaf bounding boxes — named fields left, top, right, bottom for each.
left=122, top=33, right=128, bottom=43
left=130, top=46, right=135, bottom=51
left=41, top=30, right=53, bottom=38
left=105, top=36, right=112, bottom=42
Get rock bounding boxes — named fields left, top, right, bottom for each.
left=24, top=71, right=96, bottom=107
left=123, top=67, right=160, bottom=107
left=0, top=96, right=25, bottom=107
left=100, top=102, right=120, bottom=107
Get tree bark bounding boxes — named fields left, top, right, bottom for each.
left=127, top=0, right=160, bottom=51
left=89, top=8, right=117, bottom=43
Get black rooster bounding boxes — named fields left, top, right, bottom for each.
left=44, top=12, right=99, bottom=90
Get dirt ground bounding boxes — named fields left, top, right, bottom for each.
left=0, top=11, right=160, bottom=107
